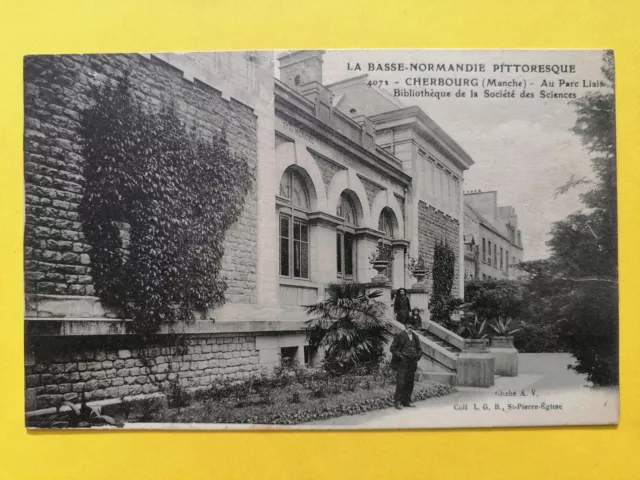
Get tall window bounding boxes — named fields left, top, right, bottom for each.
left=487, top=240, right=492, bottom=266
left=494, top=244, right=498, bottom=267
left=482, top=238, right=487, bottom=263
left=506, top=250, right=509, bottom=271
left=500, top=247, right=504, bottom=270
left=279, top=169, right=310, bottom=279
left=336, top=193, right=357, bottom=279
left=378, top=208, right=395, bottom=285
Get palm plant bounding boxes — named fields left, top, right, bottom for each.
left=305, top=283, right=392, bottom=374
left=489, top=317, right=522, bottom=337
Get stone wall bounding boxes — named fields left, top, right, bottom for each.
left=26, top=333, right=261, bottom=410
left=23, top=53, right=258, bottom=304
left=417, top=201, right=460, bottom=297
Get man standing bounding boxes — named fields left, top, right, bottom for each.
left=390, top=318, right=422, bottom=409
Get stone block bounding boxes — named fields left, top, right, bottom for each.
left=490, top=347, right=519, bottom=377
left=26, top=374, right=40, bottom=388
left=118, top=349, right=132, bottom=360
left=45, top=384, right=59, bottom=394
left=58, top=383, right=72, bottom=394
left=456, top=350, right=495, bottom=388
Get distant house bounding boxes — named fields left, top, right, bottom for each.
left=463, top=190, right=524, bottom=280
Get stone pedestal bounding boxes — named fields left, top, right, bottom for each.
left=490, top=336, right=519, bottom=377
left=371, top=261, right=390, bottom=284
left=456, top=338, right=495, bottom=388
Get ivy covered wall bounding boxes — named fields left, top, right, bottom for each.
left=417, top=201, right=460, bottom=297
left=24, top=54, right=259, bottom=307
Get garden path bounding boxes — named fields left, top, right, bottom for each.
left=304, top=353, right=618, bottom=429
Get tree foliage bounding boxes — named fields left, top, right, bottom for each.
left=432, top=239, right=456, bottom=300
left=304, top=283, right=392, bottom=374
left=552, top=50, right=617, bottom=281
left=464, top=278, right=524, bottom=321
left=79, top=78, right=254, bottom=336
left=526, top=51, right=618, bottom=384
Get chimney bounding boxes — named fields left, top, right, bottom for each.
left=278, top=50, right=326, bottom=89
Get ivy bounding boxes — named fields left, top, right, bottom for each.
left=432, top=238, right=456, bottom=299
left=79, top=77, right=254, bottom=336
left=429, top=239, right=458, bottom=324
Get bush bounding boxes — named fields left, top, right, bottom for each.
left=514, top=324, right=564, bottom=353
left=558, top=282, right=618, bottom=386
left=429, top=296, right=464, bottom=327
left=464, top=279, right=524, bottom=320
left=165, top=378, right=191, bottom=409
left=305, top=283, right=391, bottom=374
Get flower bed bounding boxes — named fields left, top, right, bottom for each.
left=129, top=365, right=456, bottom=425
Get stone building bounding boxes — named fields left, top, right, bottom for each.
left=24, top=50, right=477, bottom=413
left=24, top=52, right=279, bottom=412
left=463, top=190, right=524, bottom=280
left=325, top=70, right=474, bottom=297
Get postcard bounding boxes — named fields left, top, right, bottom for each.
left=24, top=49, right=618, bottom=429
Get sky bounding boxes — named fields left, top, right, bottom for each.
left=277, top=49, right=611, bottom=260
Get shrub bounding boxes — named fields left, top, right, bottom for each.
left=458, top=316, right=488, bottom=340
left=305, top=283, right=391, bottom=374
left=429, top=296, right=464, bottom=327
left=557, top=282, right=618, bottom=386
left=514, top=324, right=564, bottom=353
left=165, top=378, right=191, bottom=409
left=464, top=279, right=524, bottom=321
left=488, top=317, right=522, bottom=337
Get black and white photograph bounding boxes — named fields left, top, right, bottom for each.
left=23, top=49, right=618, bottom=430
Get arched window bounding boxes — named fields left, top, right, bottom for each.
left=336, top=193, right=357, bottom=279
left=279, top=170, right=309, bottom=209
left=378, top=208, right=395, bottom=239
left=278, top=168, right=310, bottom=279
left=337, top=193, right=357, bottom=226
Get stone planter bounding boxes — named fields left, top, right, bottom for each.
left=490, top=336, right=518, bottom=377
left=456, top=338, right=494, bottom=388
left=371, top=260, right=389, bottom=283
left=411, top=269, right=427, bottom=289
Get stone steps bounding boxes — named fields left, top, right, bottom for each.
left=419, top=329, right=461, bottom=354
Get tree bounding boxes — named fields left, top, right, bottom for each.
left=304, top=283, right=392, bottom=374
left=553, top=50, right=617, bottom=281
left=536, top=51, right=618, bottom=384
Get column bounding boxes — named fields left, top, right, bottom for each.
left=308, top=213, right=340, bottom=301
